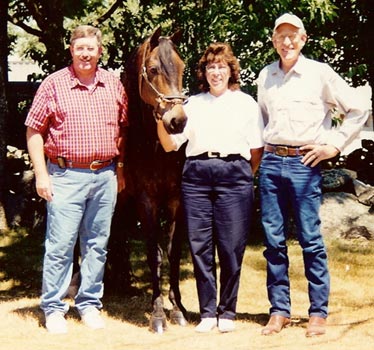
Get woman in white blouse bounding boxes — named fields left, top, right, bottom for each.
left=157, top=42, right=264, bottom=333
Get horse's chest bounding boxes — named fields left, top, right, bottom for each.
left=128, top=149, right=183, bottom=192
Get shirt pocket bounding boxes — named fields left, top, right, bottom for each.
left=287, top=96, right=324, bottom=123
left=285, top=97, right=325, bottom=141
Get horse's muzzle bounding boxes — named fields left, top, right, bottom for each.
left=161, top=104, right=187, bottom=134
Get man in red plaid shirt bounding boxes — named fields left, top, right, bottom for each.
left=25, top=25, right=128, bottom=334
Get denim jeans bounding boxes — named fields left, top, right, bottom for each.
left=182, top=157, right=253, bottom=320
left=259, top=152, right=330, bottom=318
left=41, top=162, right=117, bottom=316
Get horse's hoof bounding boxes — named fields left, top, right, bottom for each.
left=170, top=310, right=187, bottom=326
left=149, top=316, right=167, bottom=334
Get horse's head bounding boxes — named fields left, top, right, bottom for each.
left=138, top=27, right=187, bottom=134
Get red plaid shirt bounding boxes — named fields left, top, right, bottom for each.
left=25, top=66, right=128, bottom=163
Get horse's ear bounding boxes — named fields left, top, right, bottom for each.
left=169, top=29, right=182, bottom=45
left=150, top=27, right=162, bottom=50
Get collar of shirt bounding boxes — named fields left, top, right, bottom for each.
left=270, top=54, right=306, bottom=77
left=68, top=65, right=105, bottom=89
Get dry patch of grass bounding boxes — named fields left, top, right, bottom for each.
left=1, top=229, right=374, bottom=350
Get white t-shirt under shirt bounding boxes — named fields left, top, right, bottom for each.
left=172, top=89, right=264, bottom=161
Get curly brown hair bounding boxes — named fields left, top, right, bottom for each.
left=196, top=42, right=240, bottom=93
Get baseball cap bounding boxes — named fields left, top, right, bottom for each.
left=274, top=13, right=305, bottom=31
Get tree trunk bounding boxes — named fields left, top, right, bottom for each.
left=0, top=0, right=9, bottom=231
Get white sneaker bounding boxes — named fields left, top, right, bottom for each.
left=218, top=318, right=235, bottom=333
left=81, top=308, right=105, bottom=329
left=195, top=317, right=217, bottom=333
left=45, top=311, right=67, bottom=334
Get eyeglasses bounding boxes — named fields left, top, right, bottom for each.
left=206, top=64, right=229, bottom=73
left=273, top=32, right=300, bottom=44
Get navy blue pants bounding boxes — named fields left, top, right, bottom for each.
left=182, top=156, right=254, bottom=320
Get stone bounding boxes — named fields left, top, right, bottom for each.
left=321, top=168, right=355, bottom=193
left=341, top=226, right=373, bottom=240
left=320, top=192, right=374, bottom=239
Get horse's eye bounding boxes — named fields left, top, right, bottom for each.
left=148, top=67, right=158, bottom=75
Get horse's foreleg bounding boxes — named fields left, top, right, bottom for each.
left=140, top=201, right=167, bottom=333
left=146, top=240, right=168, bottom=333
left=138, top=197, right=163, bottom=302
left=146, top=239, right=163, bottom=302
left=167, top=218, right=187, bottom=326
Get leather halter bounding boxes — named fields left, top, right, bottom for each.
left=139, top=38, right=187, bottom=121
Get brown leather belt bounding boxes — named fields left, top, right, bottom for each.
left=264, top=144, right=306, bottom=157
left=50, top=157, right=114, bottom=171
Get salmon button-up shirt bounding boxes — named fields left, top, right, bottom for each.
left=25, top=66, right=128, bottom=163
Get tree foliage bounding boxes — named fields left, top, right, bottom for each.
left=9, top=0, right=67, bottom=72
left=7, top=0, right=372, bottom=98
left=318, top=0, right=372, bottom=87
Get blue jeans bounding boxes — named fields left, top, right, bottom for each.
left=41, top=162, right=117, bottom=316
left=259, top=152, right=329, bottom=318
left=182, top=157, right=253, bottom=320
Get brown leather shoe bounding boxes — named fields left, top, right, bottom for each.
left=306, top=316, right=326, bottom=337
left=261, top=315, right=291, bottom=335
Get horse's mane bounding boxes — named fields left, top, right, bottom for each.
left=122, top=47, right=140, bottom=100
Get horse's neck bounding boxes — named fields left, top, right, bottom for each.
left=141, top=104, right=158, bottom=144
left=127, top=102, right=159, bottom=150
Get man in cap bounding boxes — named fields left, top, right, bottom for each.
left=257, top=13, right=368, bottom=337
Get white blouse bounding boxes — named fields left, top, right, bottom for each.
left=172, top=89, right=264, bottom=161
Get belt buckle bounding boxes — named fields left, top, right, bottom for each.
left=90, top=160, right=102, bottom=171
left=275, top=146, right=289, bottom=156
left=207, top=151, right=219, bottom=158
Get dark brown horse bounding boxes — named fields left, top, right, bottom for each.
left=121, top=28, right=188, bottom=333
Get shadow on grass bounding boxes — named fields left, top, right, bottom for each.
left=10, top=302, right=313, bottom=333
left=12, top=303, right=83, bottom=328
left=12, top=305, right=45, bottom=327
left=11, top=301, right=274, bottom=331
left=1, top=223, right=289, bottom=331
left=12, top=300, right=374, bottom=337
left=1, top=226, right=195, bottom=330
left=0, top=228, right=44, bottom=301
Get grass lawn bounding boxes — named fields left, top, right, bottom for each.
left=1, top=227, right=374, bottom=350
